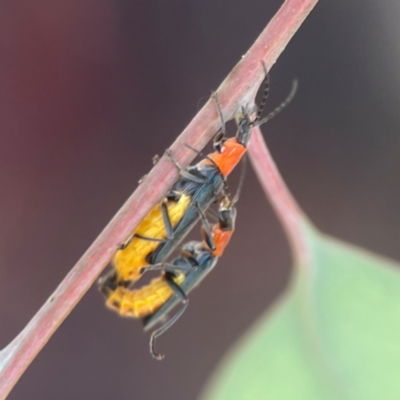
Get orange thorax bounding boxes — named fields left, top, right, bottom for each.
left=200, top=138, right=246, bottom=178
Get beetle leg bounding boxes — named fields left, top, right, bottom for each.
left=194, top=201, right=216, bottom=251
left=165, top=149, right=206, bottom=183
left=149, top=272, right=189, bottom=360
left=211, top=92, right=226, bottom=134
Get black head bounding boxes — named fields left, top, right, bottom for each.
left=218, top=197, right=237, bottom=231
left=236, top=109, right=253, bottom=147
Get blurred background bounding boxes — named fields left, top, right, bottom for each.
left=1, top=0, right=400, bottom=398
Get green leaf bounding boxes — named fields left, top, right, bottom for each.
left=203, top=222, right=400, bottom=400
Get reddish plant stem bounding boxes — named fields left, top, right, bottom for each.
left=0, top=0, right=318, bottom=398
left=248, top=127, right=311, bottom=265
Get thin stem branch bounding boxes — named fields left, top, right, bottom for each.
left=248, top=127, right=311, bottom=265
left=0, top=0, right=318, bottom=398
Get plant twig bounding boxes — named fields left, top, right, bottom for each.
left=0, top=0, right=318, bottom=398
left=248, top=127, right=311, bottom=265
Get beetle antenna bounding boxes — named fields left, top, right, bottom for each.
left=254, top=61, right=270, bottom=124
left=256, top=79, right=298, bottom=126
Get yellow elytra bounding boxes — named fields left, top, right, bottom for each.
left=112, top=194, right=191, bottom=283
left=105, top=273, right=185, bottom=318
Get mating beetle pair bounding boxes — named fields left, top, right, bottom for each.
left=98, top=63, right=297, bottom=359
